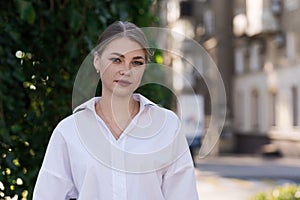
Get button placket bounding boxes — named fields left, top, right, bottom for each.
left=111, top=137, right=127, bottom=200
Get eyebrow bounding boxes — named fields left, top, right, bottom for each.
left=110, top=52, right=145, bottom=60
left=110, top=52, right=125, bottom=58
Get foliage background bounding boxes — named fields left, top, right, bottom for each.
left=251, top=184, right=300, bottom=200
left=0, top=0, right=171, bottom=199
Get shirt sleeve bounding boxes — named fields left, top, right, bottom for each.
left=33, top=129, right=77, bottom=200
left=161, top=149, right=199, bottom=200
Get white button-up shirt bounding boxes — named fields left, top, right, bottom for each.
left=33, top=94, right=199, bottom=200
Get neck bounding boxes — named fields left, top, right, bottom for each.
left=96, top=92, right=138, bottom=139
left=97, top=92, right=138, bottom=126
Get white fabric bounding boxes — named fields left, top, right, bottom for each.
left=33, top=94, right=199, bottom=200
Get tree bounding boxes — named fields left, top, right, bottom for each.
left=0, top=0, right=167, bottom=199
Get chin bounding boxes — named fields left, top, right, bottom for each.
left=111, top=87, right=135, bottom=98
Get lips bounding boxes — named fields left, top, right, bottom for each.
left=115, top=79, right=132, bottom=86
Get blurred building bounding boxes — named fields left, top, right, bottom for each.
left=233, top=0, right=300, bottom=156
left=160, top=0, right=235, bottom=155
left=160, top=0, right=300, bottom=157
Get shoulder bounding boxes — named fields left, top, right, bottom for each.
left=137, top=93, right=179, bottom=122
left=55, top=114, right=76, bottom=131
left=137, top=94, right=180, bottom=130
left=149, top=104, right=180, bottom=132
left=48, top=112, right=88, bottom=148
left=153, top=105, right=179, bottom=122
left=54, top=97, right=98, bottom=133
left=50, top=113, right=80, bottom=143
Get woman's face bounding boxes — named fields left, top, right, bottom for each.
left=94, top=37, right=146, bottom=97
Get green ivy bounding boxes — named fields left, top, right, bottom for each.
left=251, top=185, right=300, bottom=200
left=0, top=0, right=166, bottom=199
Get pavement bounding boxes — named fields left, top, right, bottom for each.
left=194, top=155, right=300, bottom=200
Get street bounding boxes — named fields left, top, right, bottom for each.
left=194, top=155, right=300, bottom=200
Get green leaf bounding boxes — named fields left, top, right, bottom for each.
left=69, top=8, right=81, bottom=32
left=16, top=0, right=36, bottom=25
left=1, top=0, right=160, bottom=198
left=10, top=124, right=22, bottom=134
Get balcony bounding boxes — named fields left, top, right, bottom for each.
left=234, top=0, right=280, bottom=37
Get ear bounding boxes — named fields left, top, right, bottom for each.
left=93, top=52, right=101, bottom=72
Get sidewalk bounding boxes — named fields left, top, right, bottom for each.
left=195, top=155, right=300, bottom=200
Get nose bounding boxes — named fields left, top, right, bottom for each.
left=119, top=61, right=132, bottom=76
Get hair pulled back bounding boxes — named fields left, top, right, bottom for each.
left=95, top=21, right=151, bottom=62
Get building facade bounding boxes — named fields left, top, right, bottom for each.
left=160, top=0, right=235, bottom=155
left=233, top=0, right=300, bottom=156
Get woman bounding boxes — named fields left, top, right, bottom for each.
left=33, top=21, right=199, bottom=200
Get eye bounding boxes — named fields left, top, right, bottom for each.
left=132, top=60, right=145, bottom=66
left=109, top=57, right=122, bottom=63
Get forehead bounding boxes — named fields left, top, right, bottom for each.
left=103, top=37, right=145, bottom=56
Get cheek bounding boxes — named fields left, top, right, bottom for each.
left=100, top=70, right=113, bottom=83
left=99, top=60, right=107, bottom=74
left=100, top=63, right=116, bottom=77
left=136, top=68, right=145, bottom=79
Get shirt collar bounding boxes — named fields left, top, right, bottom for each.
left=73, top=93, right=155, bottom=114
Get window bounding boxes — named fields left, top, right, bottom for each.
left=204, top=10, right=214, bottom=35
left=271, top=0, right=282, bottom=15
left=249, top=43, right=261, bottom=72
left=292, top=86, right=299, bottom=126
left=235, top=48, right=245, bottom=75
left=286, top=32, right=296, bottom=61
left=251, top=89, right=259, bottom=130
left=180, top=1, right=192, bottom=17
left=235, top=91, right=244, bottom=129
left=269, top=90, right=277, bottom=127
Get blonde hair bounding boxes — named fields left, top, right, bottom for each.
left=95, top=21, right=152, bottom=62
